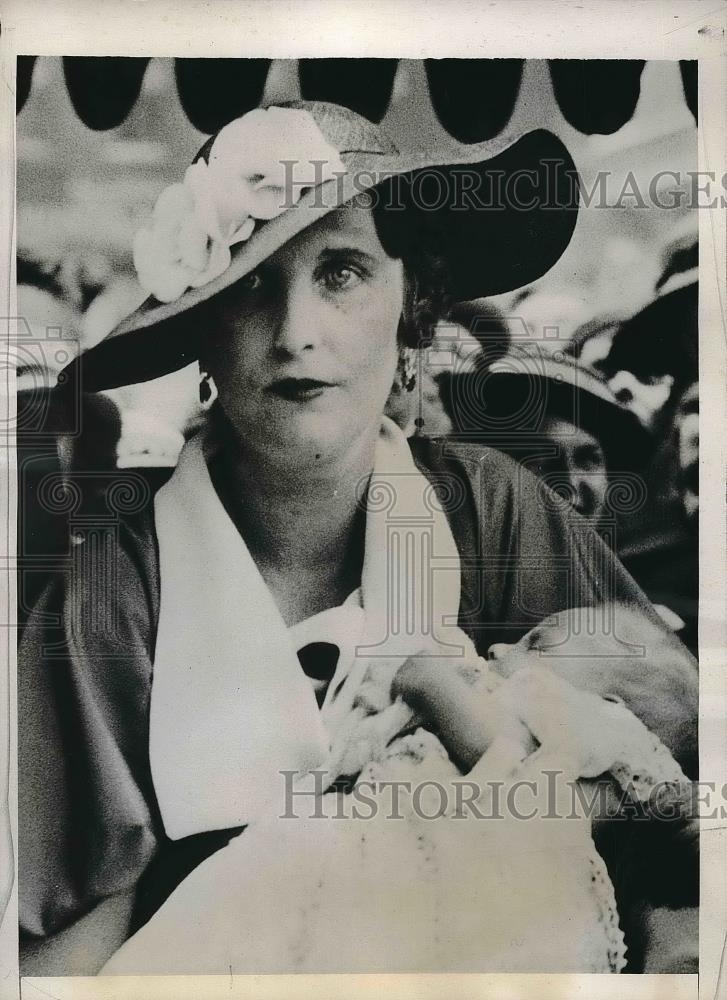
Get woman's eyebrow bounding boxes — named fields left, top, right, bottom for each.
left=317, top=246, right=379, bottom=267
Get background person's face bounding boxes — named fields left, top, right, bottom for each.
left=540, top=416, right=608, bottom=521
left=205, top=202, right=405, bottom=469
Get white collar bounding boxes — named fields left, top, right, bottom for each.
left=150, top=418, right=466, bottom=839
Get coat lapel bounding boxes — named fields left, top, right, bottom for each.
left=150, top=434, right=329, bottom=839
left=150, top=419, right=471, bottom=839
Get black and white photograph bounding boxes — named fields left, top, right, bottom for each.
left=3, top=3, right=726, bottom=996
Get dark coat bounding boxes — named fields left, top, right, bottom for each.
left=18, top=437, right=667, bottom=943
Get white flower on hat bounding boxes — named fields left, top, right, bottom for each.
left=133, top=107, right=346, bottom=304
left=206, top=107, right=346, bottom=230
left=133, top=184, right=235, bottom=304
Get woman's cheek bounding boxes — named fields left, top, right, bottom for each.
left=337, top=299, right=400, bottom=399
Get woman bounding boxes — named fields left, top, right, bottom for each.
left=439, top=344, right=652, bottom=527
left=18, top=101, right=696, bottom=974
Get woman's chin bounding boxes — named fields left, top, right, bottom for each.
left=253, top=417, right=362, bottom=471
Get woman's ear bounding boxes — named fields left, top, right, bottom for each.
left=397, top=314, right=420, bottom=350
left=397, top=249, right=451, bottom=348
left=197, top=357, right=218, bottom=408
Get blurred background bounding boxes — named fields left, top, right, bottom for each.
left=15, top=56, right=699, bottom=649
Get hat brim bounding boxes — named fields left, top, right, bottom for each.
left=65, top=127, right=579, bottom=392
left=441, top=357, right=652, bottom=470
left=605, top=282, right=697, bottom=382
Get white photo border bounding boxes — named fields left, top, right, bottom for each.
left=1, top=2, right=725, bottom=998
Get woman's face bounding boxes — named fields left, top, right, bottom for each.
left=540, top=416, right=608, bottom=522
left=204, top=201, right=405, bottom=469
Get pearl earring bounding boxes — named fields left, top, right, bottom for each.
left=199, top=372, right=217, bottom=407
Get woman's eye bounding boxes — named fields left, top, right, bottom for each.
left=321, top=265, right=363, bottom=291
left=574, top=445, right=603, bottom=468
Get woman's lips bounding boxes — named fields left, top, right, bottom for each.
left=267, top=377, right=337, bottom=402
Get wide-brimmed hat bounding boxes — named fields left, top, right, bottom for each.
left=445, top=297, right=511, bottom=367
left=440, top=344, right=652, bottom=470
left=604, top=223, right=697, bottom=386
left=62, top=100, right=579, bottom=392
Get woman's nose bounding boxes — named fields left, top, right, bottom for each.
left=272, top=281, right=321, bottom=356
left=487, top=642, right=511, bottom=661
left=570, top=473, right=596, bottom=517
